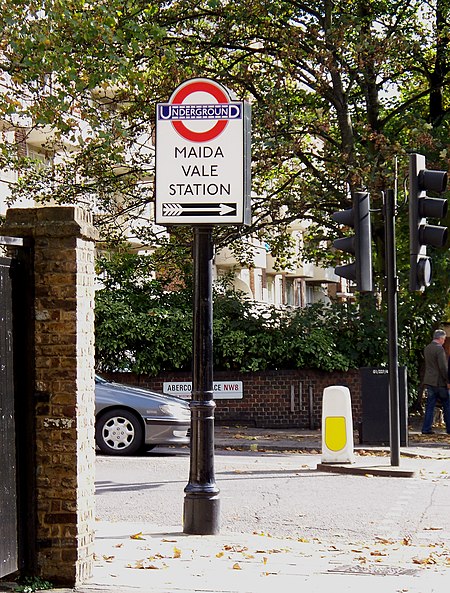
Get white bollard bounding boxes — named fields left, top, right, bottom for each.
left=321, top=385, right=355, bottom=464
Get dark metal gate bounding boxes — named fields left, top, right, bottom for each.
left=0, top=237, right=35, bottom=579
left=0, top=255, right=18, bottom=578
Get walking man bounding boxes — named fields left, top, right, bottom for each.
left=422, top=329, right=450, bottom=435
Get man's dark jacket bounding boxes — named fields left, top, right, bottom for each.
left=423, top=341, right=448, bottom=387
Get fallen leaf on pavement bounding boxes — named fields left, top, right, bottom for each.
left=173, top=547, right=182, bottom=558
left=413, top=555, right=437, bottom=565
left=224, top=545, right=248, bottom=552
left=128, top=560, right=159, bottom=569
left=130, top=532, right=145, bottom=540
left=375, top=537, right=394, bottom=545
left=233, top=563, right=242, bottom=570
left=102, top=555, right=115, bottom=562
left=233, top=433, right=257, bottom=440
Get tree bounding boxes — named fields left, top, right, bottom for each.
left=1, top=0, right=448, bottom=376
left=0, top=2, right=446, bottom=241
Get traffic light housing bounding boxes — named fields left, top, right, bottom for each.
left=332, top=191, right=373, bottom=292
left=409, top=153, right=448, bottom=291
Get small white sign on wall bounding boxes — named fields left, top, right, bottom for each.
left=163, top=381, right=243, bottom=400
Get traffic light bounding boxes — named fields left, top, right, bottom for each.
left=332, top=191, right=373, bottom=292
left=409, top=153, right=448, bottom=291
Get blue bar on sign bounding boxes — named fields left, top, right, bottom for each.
left=158, top=103, right=241, bottom=120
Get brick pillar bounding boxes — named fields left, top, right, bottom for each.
left=3, top=206, right=97, bottom=585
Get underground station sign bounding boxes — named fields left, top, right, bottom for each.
left=155, top=78, right=251, bottom=225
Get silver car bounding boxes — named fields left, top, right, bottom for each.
left=95, top=375, right=191, bottom=455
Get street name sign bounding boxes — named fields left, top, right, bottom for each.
left=163, top=381, right=243, bottom=399
left=155, top=78, right=251, bottom=225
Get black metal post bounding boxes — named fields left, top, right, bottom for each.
left=384, top=189, right=401, bottom=466
left=183, top=226, right=220, bottom=534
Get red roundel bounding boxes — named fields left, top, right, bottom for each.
left=171, top=80, right=229, bottom=143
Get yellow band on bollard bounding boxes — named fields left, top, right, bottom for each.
left=324, top=416, right=346, bottom=451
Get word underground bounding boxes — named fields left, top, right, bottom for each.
left=158, top=104, right=241, bottom=120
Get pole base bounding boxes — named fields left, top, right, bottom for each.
left=183, top=493, right=220, bottom=535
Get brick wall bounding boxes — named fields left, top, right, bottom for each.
left=104, top=368, right=362, bottom=429
left=3, top=207, right=97, bottom=586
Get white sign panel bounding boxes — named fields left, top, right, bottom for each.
left=163, top=381, right=243, bottom=400
left=155, top=78, right=251, bottom=225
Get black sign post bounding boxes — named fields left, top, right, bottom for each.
left=155, top=78, right=251, bottom=535
left=183, top=227, right=220, bottom=534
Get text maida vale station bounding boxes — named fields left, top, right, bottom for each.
left=168, top=145, right=230, bottom=197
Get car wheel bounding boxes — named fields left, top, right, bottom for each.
left=96, top=409, right=143, bottom=455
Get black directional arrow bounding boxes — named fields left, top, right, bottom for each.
left=162, top=203, right=237, bottom=217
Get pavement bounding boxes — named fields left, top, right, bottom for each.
left=214, top=424, right=450, bottom=477
left=214, top=422, right=450, bottom=459
left=3, top=424, right=450, bottom=593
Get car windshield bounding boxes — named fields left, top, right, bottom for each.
left=95, top=375, right=109, bottom=384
